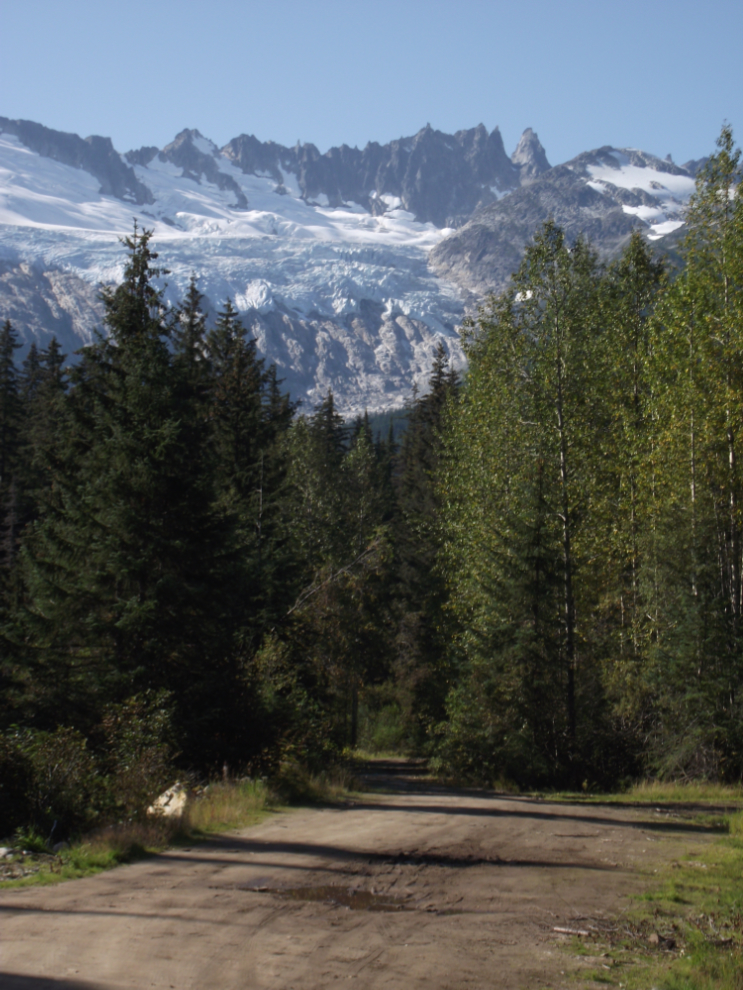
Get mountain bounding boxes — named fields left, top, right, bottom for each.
left=0, top=116, right=701, bottom=413
left=430, top=147, right=696, bottom=302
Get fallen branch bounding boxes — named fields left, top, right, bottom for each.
left=553, top=927, right=590, bottom=937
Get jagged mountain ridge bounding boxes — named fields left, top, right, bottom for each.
left=0, top=115, right=702, bottom=413
left=127, top=121, right=548, bottom=229
left=431, top=147, right=697, bottom=301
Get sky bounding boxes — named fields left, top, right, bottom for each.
left=2, top=0, right=741, bottom=168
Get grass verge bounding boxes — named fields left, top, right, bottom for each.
left=552, top=789, right=743, bottom=990
left=0, top=768, right=357, bottom=891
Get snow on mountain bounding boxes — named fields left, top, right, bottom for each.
left=0, top=118, right=703, bottom=413
left=582, top=148, right=695, bottom=240
left=431, top=145, right=698, bottom=301
left=0, top=127, right=466, bottom=414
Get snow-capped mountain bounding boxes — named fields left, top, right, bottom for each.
left=0, top=116, right=702, bottom=413
left=430, top=147, right=697, bottom=303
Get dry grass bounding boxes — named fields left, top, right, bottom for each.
left=184, top=778, right=270, bottom=833
left=271, top=763, right=358, bottom=805
left=85, top=818, right=177, bottom=855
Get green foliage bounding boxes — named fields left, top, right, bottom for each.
left=438, top=223, right=609, bottom=785
left=435, top=126, right=743, bottom=788
left=99, top=690, right=176, bottom=819
left=5, top=726, right=100, bottom=833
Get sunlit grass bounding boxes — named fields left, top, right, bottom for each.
left=0, top=778, right=272, bottom=889
left=629, top=780, right=743, bottom=805
left=271, top=762, right=358, bottom=805
left=0, top=768, right=361, bottom=891
left=556, top=805, right=743, bottom=990
left=184, top=778, right=270, bottom=833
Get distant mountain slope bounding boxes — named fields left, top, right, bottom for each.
left=0, top=116, right=702, bottom=412
left=430, top=148, right=696, bottom=300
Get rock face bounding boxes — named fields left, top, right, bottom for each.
left=0, top=116, right=152, bottom=204
left=153, top=129, right=248, bottom=209
left=0, top=261, right=104, bottom=349
left=510, top=128, right=551, bottom=184
left=240, top=300, right=465, bottom=413
left=220, top=123, right=526, bottom=228
left=430, top=146, right=696, bottom=301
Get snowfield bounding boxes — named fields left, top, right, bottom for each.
left=585, top=150, right=695, bottom=240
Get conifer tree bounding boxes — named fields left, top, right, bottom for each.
left=19, top=228, right=241, bottom=761
left=393, top=343, right=459, bottom=739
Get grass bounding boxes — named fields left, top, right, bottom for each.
left=627, top=780, right=743, bottom=805
left=0, top=818, right=176, bottom=889
left=183, top=778, right=270, bottom=834
left=271, top=762, right=358, bottom=805
left=349, top=748, right=410, bottom=761
left=551, top=789, right=743, bottom=990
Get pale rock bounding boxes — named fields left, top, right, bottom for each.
left=147, top=782, right=188, bottom=819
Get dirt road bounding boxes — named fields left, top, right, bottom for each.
left=0, top=762, right=714, bottom=990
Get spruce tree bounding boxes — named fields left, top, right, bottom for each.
left=0, top=320, right=22, bottom=573
left=19, top=228, right=241, bottom=762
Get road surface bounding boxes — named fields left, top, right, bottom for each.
left=0, top=762, right=712, bottom=990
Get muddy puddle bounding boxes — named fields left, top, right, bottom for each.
left=238, top=883, right=410, bottom=911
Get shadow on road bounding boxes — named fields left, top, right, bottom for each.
left=0, top=976, right=109, bottom=990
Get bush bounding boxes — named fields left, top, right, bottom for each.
left=99, top=690, right=177, bottom=820
left=0, top=735, right=33, bottom=836
left=8, top=726, right=100, bottom=835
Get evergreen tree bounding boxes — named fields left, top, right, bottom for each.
left=18, top=228, right=242, bottom=763
left=393, top=343, right=459, bottom=741
left=0, top=320, right=23, bottom=572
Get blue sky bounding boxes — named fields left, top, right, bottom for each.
left=2, top=0, right=741, bottom=167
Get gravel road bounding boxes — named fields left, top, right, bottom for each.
left=0, top=762, right=712, bottom=990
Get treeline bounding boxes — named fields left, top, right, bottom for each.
left=0, top=227, right=457, bottom=835
left=1, top=127, right=742, bottom=837
left=439, top=127, right=743, bottom=787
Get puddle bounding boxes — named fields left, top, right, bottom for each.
left=239, top=883, right=409, bottom=911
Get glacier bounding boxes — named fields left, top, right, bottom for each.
left=0, top=130, right=465, bottom=414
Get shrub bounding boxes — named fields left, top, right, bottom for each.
left=0, top=734, right=33, bottom=836
left=9, top=726, right=100, bottom=835
left=99, top=690, right=177, bottom=819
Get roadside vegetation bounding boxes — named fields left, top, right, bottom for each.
left=535, top=784, right=743, bottom=990
left=0, top=766, right=359, bottom=890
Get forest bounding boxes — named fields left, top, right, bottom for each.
left=0, top=126, right=742, bottom=836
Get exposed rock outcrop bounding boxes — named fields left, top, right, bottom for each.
left=0, top=261, right=104, bottom=350
left=511, top=128, right=551, bottom=184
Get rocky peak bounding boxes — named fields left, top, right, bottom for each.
left=221, top=123, right=523, bottom=227
left=125, top=145, right=159, bottom=167
left=511, top=128, right=551, bottom=184
left=0, top=116, right=153, bottom=205
left=221, top=134, right=289, bottom=185
left=158, top=128, right=247, bottom=209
